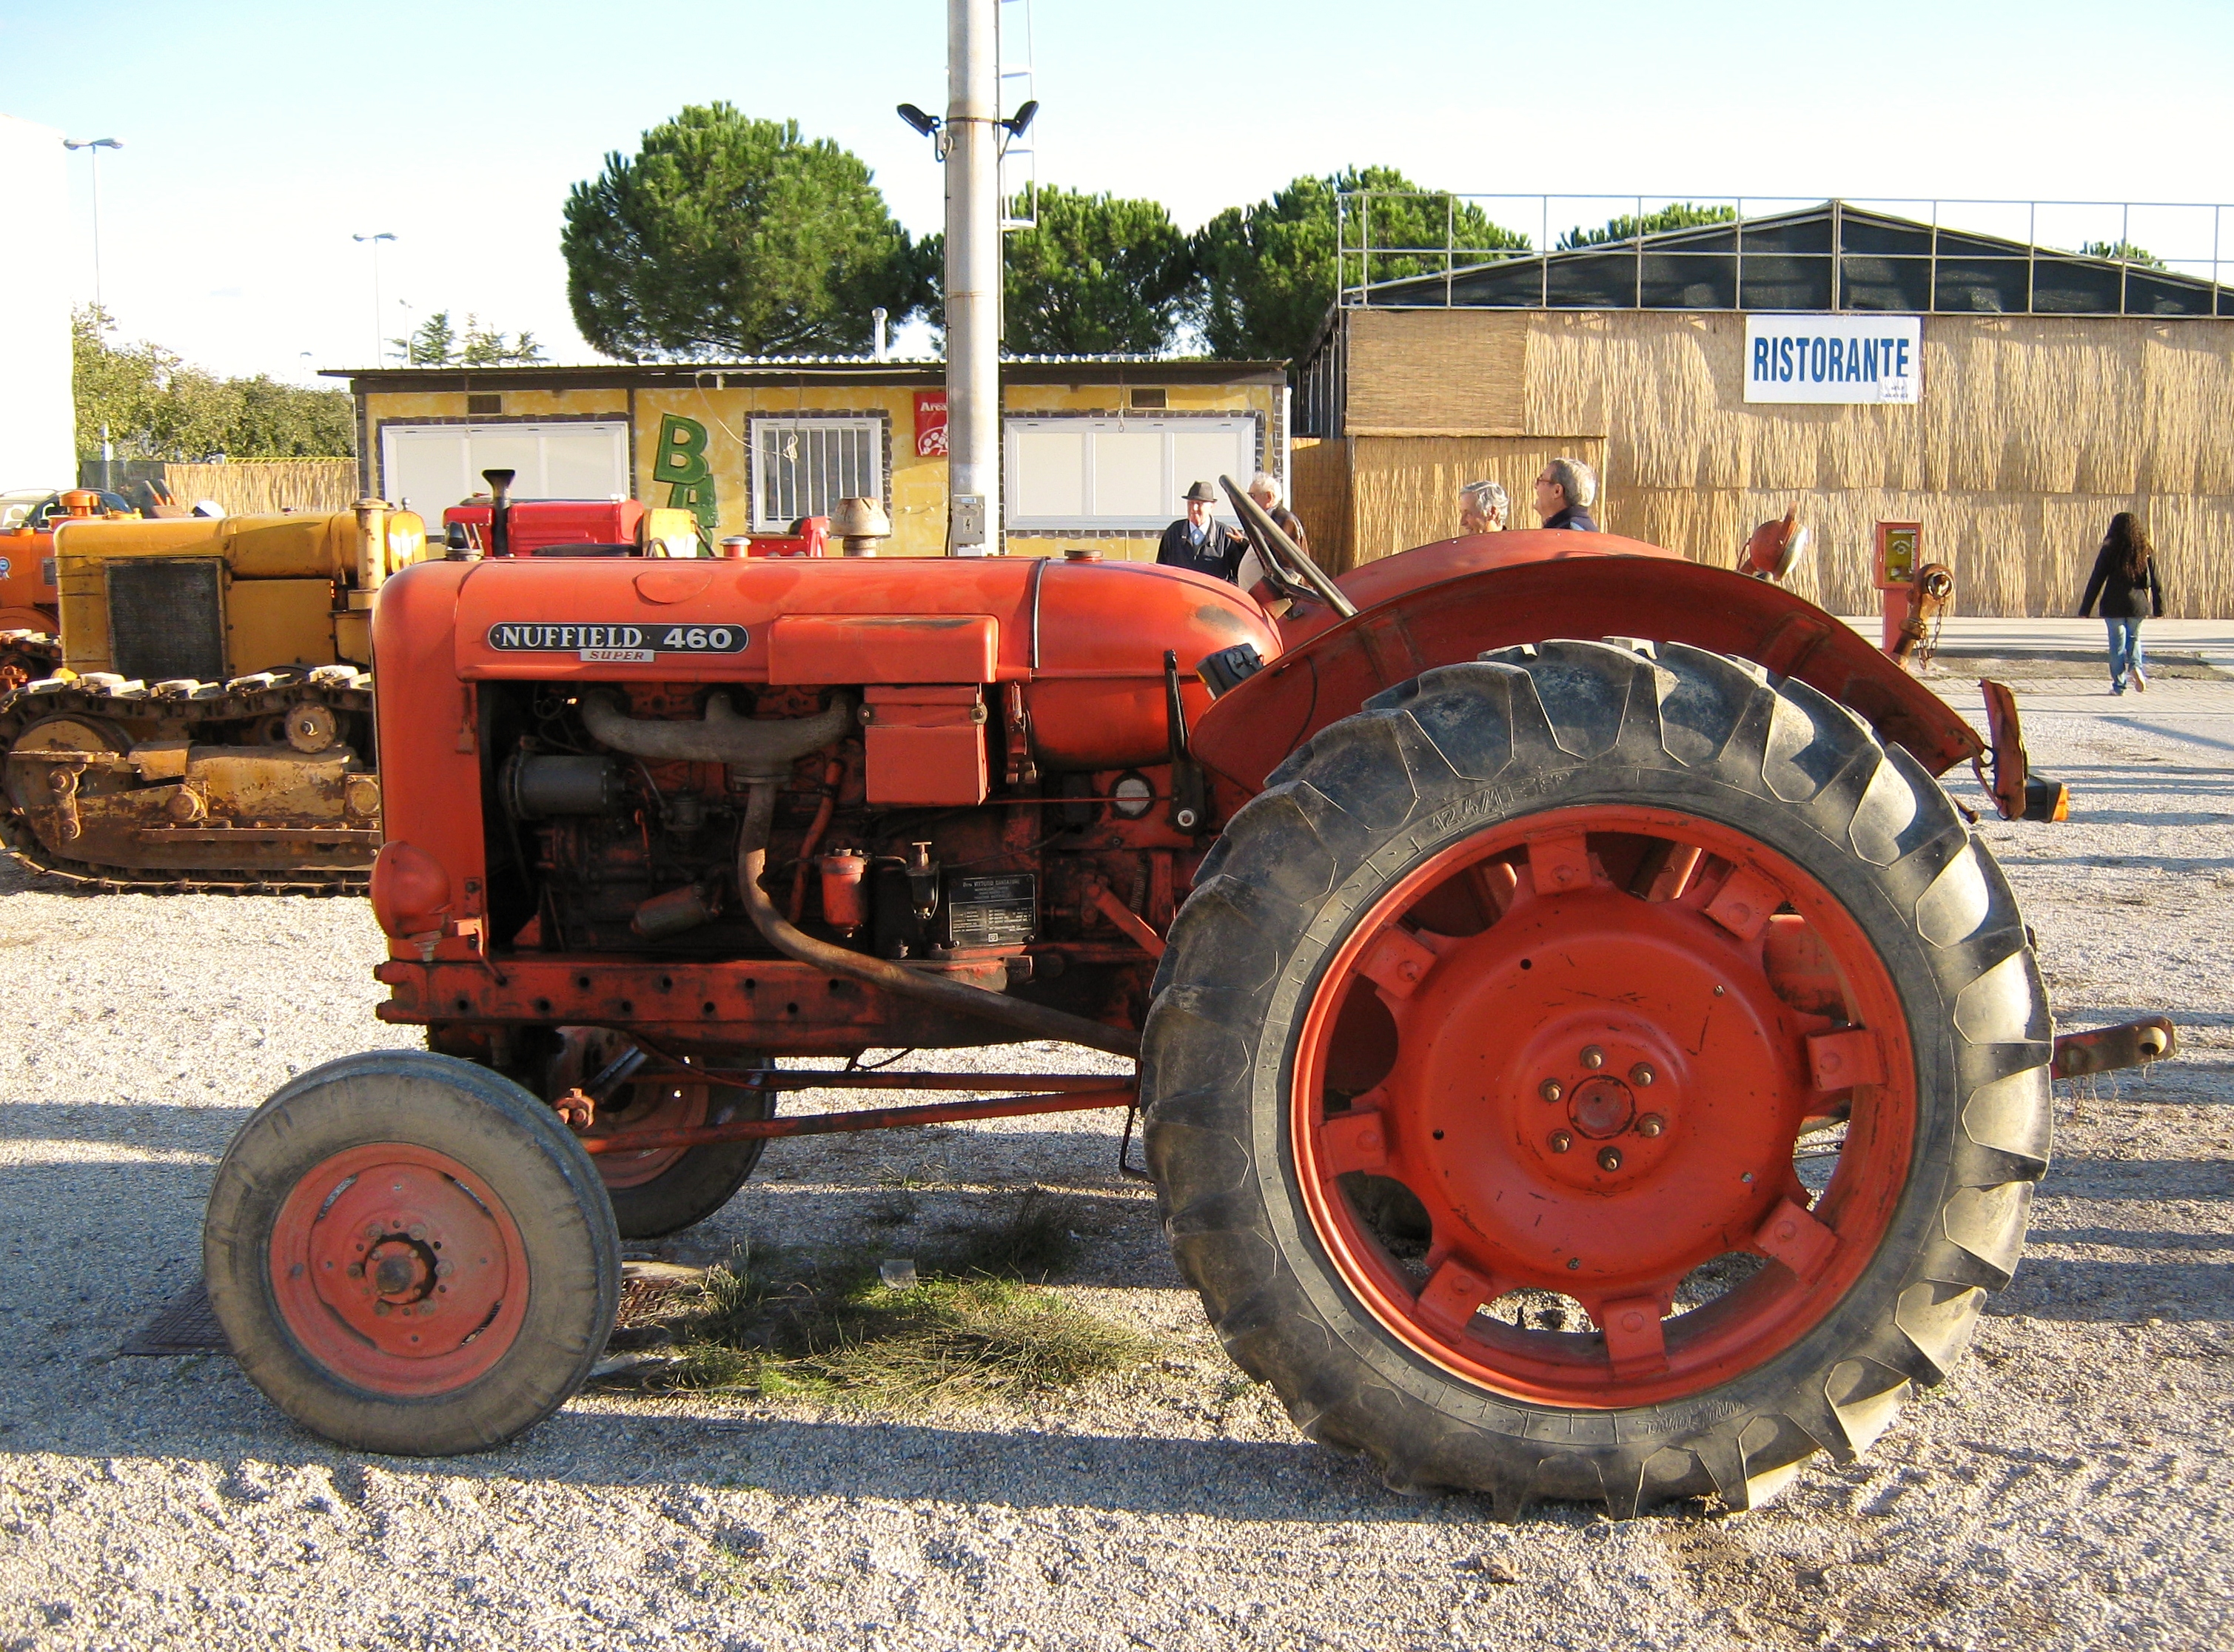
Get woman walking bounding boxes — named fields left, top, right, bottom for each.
left=2079, top=511, right=2166, bottom=694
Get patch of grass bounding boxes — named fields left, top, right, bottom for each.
left=939, top=1187, right=1081, bottom=1281
left=654, top=1256, right=1150, bottom=1410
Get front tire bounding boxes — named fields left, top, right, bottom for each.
left=1142, top=640, right=2051, bottom=1515
left=204, top=1051, right=621, bottom=1456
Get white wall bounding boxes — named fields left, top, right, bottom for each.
left=0, top=115, right=74, bottom=491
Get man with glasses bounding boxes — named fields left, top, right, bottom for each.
left=1534, top=457, right=1600, bottom=533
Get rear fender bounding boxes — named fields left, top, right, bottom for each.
left=1192, top=554, right=1983, bottom=797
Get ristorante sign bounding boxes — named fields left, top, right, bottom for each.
left=1743, top=314, right=1921, bottom=405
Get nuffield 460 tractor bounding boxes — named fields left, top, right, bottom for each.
left=202, top=487, right=2166, bottom=1514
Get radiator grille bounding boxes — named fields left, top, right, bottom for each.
left=107, top=559, right=226, bottom=683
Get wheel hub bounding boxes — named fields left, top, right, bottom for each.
left=1409, top=890, right=1805, bottom=1288
left=1291, top=802, right=1919, bottom=1408
left=1567, top=1076, right=1635, bottom=1139
left=272, top=1144, right=526, bottom=1385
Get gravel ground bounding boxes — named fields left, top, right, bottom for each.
left=1, top=679, right=2230, bottom=1651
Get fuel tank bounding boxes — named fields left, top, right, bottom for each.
left=435, top=553, right=1281, bottom=772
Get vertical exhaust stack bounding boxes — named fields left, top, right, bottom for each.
left=944, top=0, right=1001, bottom=557
left=351, top=497, right=389, bottom=594
left=483, top=469, right=517, bottom=559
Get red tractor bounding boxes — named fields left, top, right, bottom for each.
left=202, top=488, right=2155, bottom=1515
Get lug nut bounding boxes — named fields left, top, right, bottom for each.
left=1631, top=1063, right=1655, bottom=1087
left=1580, top=1046, right=1606, bottom=1070
left=1549, top=1129, right=1573, bottom=1154
left=1637, top=1113, right=1666, bottom=1138
left=1597, top=1146, right=1624, bottom=1172
left=1539, top=1078, right=1563, bottom=1103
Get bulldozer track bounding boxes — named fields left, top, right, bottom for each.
left=0, top=630, right=62, bottom=691
left=0, top=665, right=376, bottom=896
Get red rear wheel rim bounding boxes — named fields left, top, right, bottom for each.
left=588, top=1081, right=711, bottom=1189
left=1290, top=803, right=1916, bottom=1409
left=269, top=1143, right=531, bottom=1397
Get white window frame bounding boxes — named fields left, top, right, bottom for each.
left=377, top=420, right=630, bottom=511
left=748, top=414, right=887, bottom=532
left=1002, top=415, right=1258, bottom=531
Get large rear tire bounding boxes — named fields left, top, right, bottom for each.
left=1142, top=640, right=2051, bottom=1515
left=204, top=1051, right=621, bottom=1456
left=597, top=1075, right=773, bottom=1240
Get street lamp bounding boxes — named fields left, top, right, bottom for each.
left=62, top=137, right=123, bottom=314
left=352, top=232, right=396, bottom=364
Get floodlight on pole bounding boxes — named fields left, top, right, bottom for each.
left=63, top=137, right=124, bottom=313
left=353, top=232, right=397, bottom=364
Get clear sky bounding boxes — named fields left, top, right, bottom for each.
left=6, top=0, right=2230, bottom=384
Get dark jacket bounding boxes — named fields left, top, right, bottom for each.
left=1156, top=516, right=1247, bottom=581
left=1543, top=504, right=1600, bottom=532
left=2079, top=543, right=2164, bottom=620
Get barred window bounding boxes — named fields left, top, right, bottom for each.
left=749, top=415, right=885, bottom=531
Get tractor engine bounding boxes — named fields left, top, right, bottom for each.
left=369, top=550, right=1281, bottom=1058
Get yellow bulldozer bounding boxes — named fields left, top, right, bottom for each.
left=0, top=502, right=432, bottom=893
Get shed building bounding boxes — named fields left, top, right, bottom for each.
left=1295, top=201, right=2234, bottom=617
left=337, top=357, right=1287, bottom=563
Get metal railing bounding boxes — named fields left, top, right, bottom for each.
left=1333, top=193, right=2233, bottom=318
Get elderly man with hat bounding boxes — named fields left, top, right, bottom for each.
left=1155, top=480, right=1250, bottom=582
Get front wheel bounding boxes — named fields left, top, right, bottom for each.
left=204, top=1051, right=621, bottom=1456
left=1142, top=640, right=2052, bottom=1516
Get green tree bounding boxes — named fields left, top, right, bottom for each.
left=392, top=310, right=546, bottom=366
left=1193, top=168, right=1530, bottom=365
left=393, top=310, right=457, bottom=366
left=2079, top=239, right=2165, bottom=269
left=1559, top=201, right=1737, bottom=249
left=562, top=102, right=931, bottom=360
left=922, top=184, right=1197, bottom=355
left=73, top=307, right=353, bottom=460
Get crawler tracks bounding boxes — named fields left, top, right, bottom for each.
left=0, top=665, right=378, bottom=896
left=0, top=629, right=61, bottom=693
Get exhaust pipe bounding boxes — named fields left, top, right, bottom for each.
left=734, top=785, right=1139, bottom=1059
left=579, top=690, right=855, bottom=772
left=483, top=468, right=516, bottom=557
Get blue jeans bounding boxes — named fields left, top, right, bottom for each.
left=2106, top=617, right=2146, bottom=691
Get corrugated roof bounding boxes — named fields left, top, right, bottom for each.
left=1351, top=200, right=2229, bottom=319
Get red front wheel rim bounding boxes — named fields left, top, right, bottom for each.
left=1290, top=803, right=1917, bottom=1410
left=269, top=1143, right=531, bottom=1397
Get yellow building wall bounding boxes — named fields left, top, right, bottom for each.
left=363, top=377, right=1283, bottom=565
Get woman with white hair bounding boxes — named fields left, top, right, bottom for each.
left=1458, top=480, right=1508, bottom=534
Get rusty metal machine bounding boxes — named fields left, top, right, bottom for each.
left=0, top=488, right=135, bottom=691
left=201, top=486, right=2169, bottom=1514
left=0, top=472, right=703, bottom=893
left=0, top=502, right=430, bottom=891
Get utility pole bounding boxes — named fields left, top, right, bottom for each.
left=353, top=232, right=396, bottom=364
left=943, top=0, right=1000, bottom=556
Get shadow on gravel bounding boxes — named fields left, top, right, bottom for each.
left=2039, top=1157, right=2234, bottom=1201
left=1992, top=1255, right=2233, bottom=1322
left=8, top=1403, right=1540, bottom=1525
left=0, top=1101, right=241, bottom=1155
left=2027, top=1226, right=2234, bottom=1253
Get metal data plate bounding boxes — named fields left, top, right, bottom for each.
left=946, top=872, right=1036, bottom=948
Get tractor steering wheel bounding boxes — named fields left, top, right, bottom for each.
left=1219, top=476, right=1358, bottom=620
